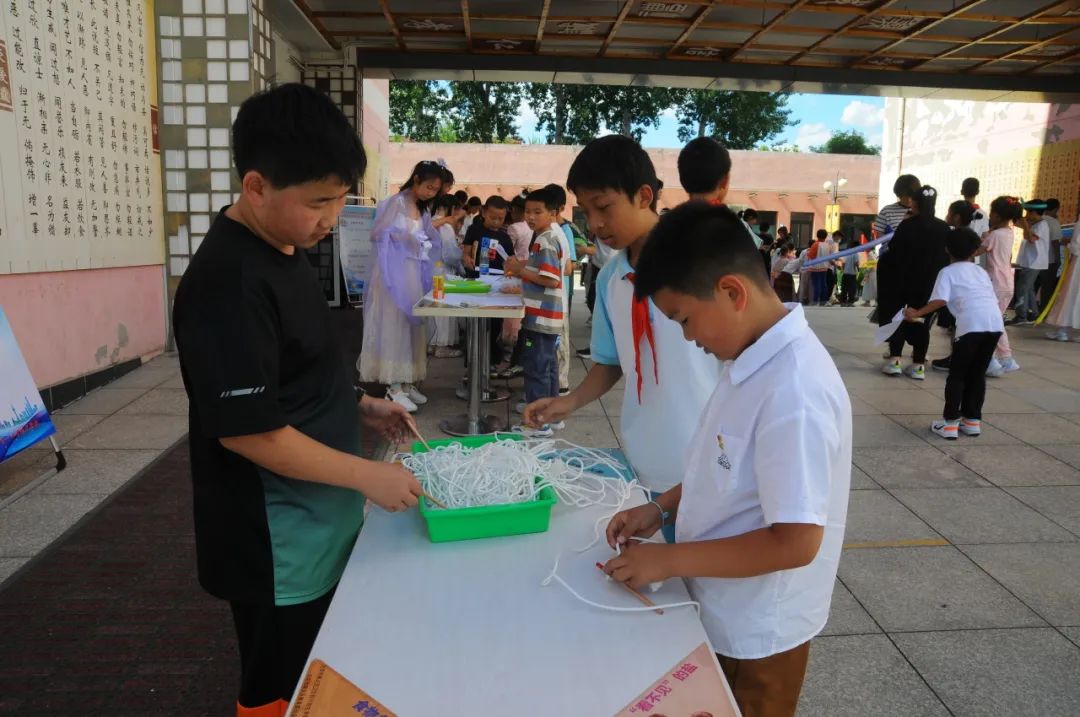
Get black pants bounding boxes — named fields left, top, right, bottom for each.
left=585, top=262, right=599, bottom=315
left=229, top=586, right=336, bottom=708
left=888, top=321, right=930, bottom=364
left=825, top=269, right=837, bottom=303
left=839, top=274, right=858, bottom=304
left=1041, top=265, right=1060, bottom=311
left=944, top=332, right=1001, bottom=421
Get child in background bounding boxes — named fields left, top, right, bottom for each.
left=1010, top=200, right=1050, bottom=326
left=462, top=196, right=513, bottom=273
left=545, top=183, right=579, bottom=395
left=772, top=243, right=796, bottom=302
left=976, top=196, right=1023, bottom=375
left=602, top=202, right=850, bottom=717
left=807, top=229, right=830, bottom=306
left=506, top=193, right=532, bottom=261
left=874, top=174, right=920, bottom=238
left=505, top=187, right=565, bottom=437
left=495, top=193, right=532, bottom=378
left=927, top=200, right=976, bottom=372
left=459, top=195, right=482, bottom=239
left=904, top=228, right=1003, bottom=440
left=676, top=137, right=761, bottom=246
left=524, top=136, right=722, bottom=540
left=838, top=234, right=861, bottom=306
left=428, top=194, right=465, bottom=359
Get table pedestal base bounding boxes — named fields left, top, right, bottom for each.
left=440, top=414, right=507, bottom=437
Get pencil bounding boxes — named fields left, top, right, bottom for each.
left=421, top=490, right=448, bottom=510
left=596, top=562, right=664, bottom=615
left=407, top=422, right=433, bottom=452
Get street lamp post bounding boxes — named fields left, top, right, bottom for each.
left=822, top=173, right=847, bottom=233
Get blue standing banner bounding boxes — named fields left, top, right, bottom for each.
left=0, top=306, right=59, bottom=464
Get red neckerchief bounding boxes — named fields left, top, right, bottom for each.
left=624, top=272, right=658, bottom=403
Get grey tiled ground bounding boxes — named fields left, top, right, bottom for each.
left=6, top=301, right=1080, bottom=714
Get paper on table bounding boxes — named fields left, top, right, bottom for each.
left=288, top=659, right=398, bottom=717
left=612, top=642, right=737, bottom=717
left=421, top=292, right=522, bottom=309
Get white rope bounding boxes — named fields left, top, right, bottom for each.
left=541, top=554, right=700, bottom=615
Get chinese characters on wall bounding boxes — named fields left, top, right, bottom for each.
left=0, top=0, right=163, bottom=274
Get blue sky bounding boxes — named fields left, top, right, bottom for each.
left=518, top=92, right=886, bottom=150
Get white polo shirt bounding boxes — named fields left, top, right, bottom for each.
left=676, top=304, right=851, bottom=659
left=930, top=262, right=1005, bottom=338
left=590, top=250, right=723, bottom=493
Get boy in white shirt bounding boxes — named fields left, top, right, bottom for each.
left=1010, top=200, right=1051, bottom=325
left=524, top=136, right=723, bottom=542
left=601, top=202, right=851, bottom=716
left=905, top=228, right=1004, bottom=440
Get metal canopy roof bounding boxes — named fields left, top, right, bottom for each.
left=277, top=0, right=1080, bottom=102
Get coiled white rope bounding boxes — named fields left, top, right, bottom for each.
left=400, top=437, right=699, bottom=615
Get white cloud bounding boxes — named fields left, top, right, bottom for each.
left=794, top=122, right=832, bottom=148
left=841, top=100, right=885, bottom=130
left=517, top=98, right=539, bottom=138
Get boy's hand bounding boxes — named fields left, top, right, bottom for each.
left=606, top=504, right=665, bottom=548
left=523, top=395, right=574, bottom=428
left=359, top=395, right=416, bottom=445
left=902, top=306, right=920, bottom=322
left=603, top=542, right=671, bottom=590
left=359, top=461, right=423, bottom=513
left=504, top=257, right=526, bottom=275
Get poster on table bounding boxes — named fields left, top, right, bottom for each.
left=614, top=643, right=738, bottom=717
left=337, top=205, right=376, bottom=297
left=0, top=306, right=55, bottom=462
left=0, top=1, right=163, bottom=275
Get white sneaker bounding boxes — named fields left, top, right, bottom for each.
left=999, top=357, right=1021, bottom=373
left=985, top=358, right=1004, bottom=378
left=907, top=364, right=926, bottom=381
left=404, top=384, right=428, bottom=405
left=511, top=424, right=553, bottom=438
left=931, top=420, right=959, bottom=440
left=881, top=359, right=902, bottom=376
left=959, top=418, right=982, bottom=437
left=514, top=401, right=527, bottom=414
left=1046, top=329, right=1070, bottom=342
left=387, top=389, right=418, bottom=413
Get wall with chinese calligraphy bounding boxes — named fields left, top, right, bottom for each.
left=0, top=0, right=164, bottom=274
left=880, top=98, right=1080, bottom=224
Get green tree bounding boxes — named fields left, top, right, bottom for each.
left=447, top=81, right=524, bottom=143
left=595, top=86, right=678, bottom=141
left=811, top=130, right=880, bottom=155
left=673, top=90, right=794, bottom=149
left=389, top=80, right=447, bottom=142
left=525, top=83, right=604, bottom=145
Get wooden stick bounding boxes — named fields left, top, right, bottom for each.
left=421, top=490, right=448, bottom=510
left=407, top=422, right=433, bottom=452
left=595, top=563, right=664, bottom=615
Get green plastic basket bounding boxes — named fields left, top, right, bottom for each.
left=444, top=280, right=491, bottom=294
left=412, top=434, right=557, bottom=543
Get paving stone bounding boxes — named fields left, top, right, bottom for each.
left=1007, top=486, right=1080, bottom=535
left=65, top=415, right=189, bottom=451
left=849, top=464, right=877, bottom=490
left=0, top=451, right=53, bottom=498
left=820, top=580, right=880, bottom=636
left=962, top=543, right=1080, bottom=625
left=840, top=546, right=1045, bottom=631
left=983, top=413, right=1080, bottom=444
left=0, top=558, right=27, bottom=585
left=1061, top=627, right=1080, bottom=649
left=848, top=388, right=946, bottom=415
left=852, top=416, right=929, bottom=448
left=36, top=450, right=162, bottom=496
left=54, top=388, right=144, bottom=416
left=1039, top=443, right=1080, bottom=472
left=0, top=494, right=103, bottom=558
left=117, top=388, right=190, bottom=416
left=889, top=414, right=1022, bottom=445
left=853, top=446, right=989, bottom=489
left=893, top=628, right=1080, bottom=717
left=798, top=634, right=948, bottom=717
left=844, top=490, right=940, bottom=544
left=104, top=367, right=178, bottom=390
left=849, top=395, right=881, bottom=415
left=892, top=488, right=1077, bottom=544
left=1000, top=386, right=1080, bottom=413
left=944, top=445, right=1080, bottom=487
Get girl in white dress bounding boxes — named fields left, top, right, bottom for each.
left=359, top=161, right=446, bottom=412
left=1045, top=224, right=1080, bottom=341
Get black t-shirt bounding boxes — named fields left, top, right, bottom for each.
left=173, top=209, right=365, bottom=606
left=463, top=221, right=514, bottom=271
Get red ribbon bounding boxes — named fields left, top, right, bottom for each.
left=625, top=272, right=659, bottom=403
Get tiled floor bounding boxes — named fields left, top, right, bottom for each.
left=3, top=295, right=1080, bottom=715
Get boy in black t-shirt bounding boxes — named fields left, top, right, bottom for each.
left=462, top=195, right=513, bottom=273
left=172, top=84, right=422, bottom=717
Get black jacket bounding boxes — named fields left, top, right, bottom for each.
left=876, top=214, right=950, bottom=326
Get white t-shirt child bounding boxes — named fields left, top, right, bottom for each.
left=929, top=262, right=1005, bottom=337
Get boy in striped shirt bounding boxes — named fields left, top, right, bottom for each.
left=505, top=187, right=565, bottom=435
